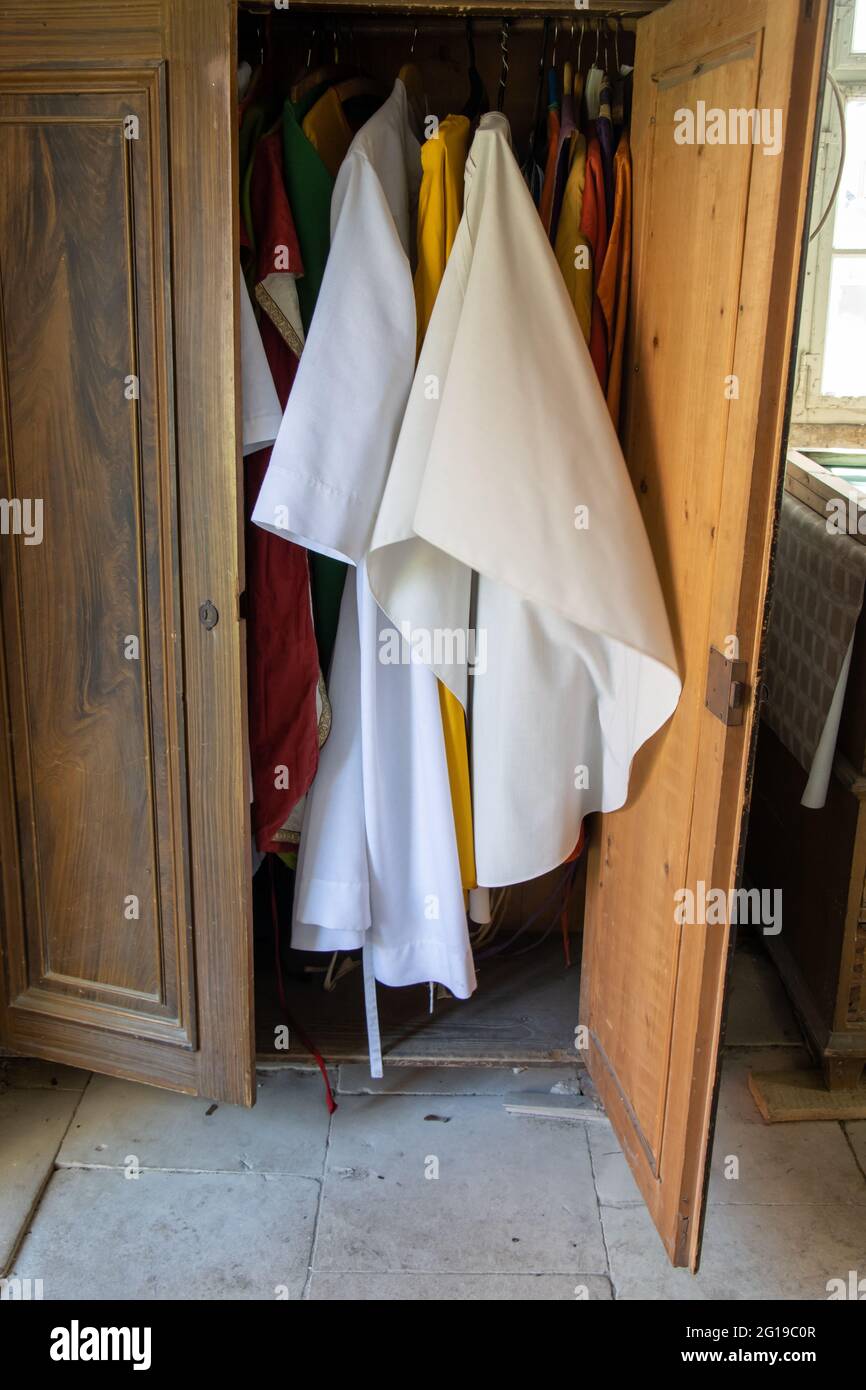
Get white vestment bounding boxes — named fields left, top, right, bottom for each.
left=368, top=114, right=682, bottom=886
left=252, top=82, right=475, bottom=999
left=240, top=275, right=283, bottom=457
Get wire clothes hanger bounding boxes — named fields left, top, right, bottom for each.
left=497, top=18, right=510, bottom=113
left=398, top=23, right=426, bottom=133
left=546, top=18, right=560, bottom=112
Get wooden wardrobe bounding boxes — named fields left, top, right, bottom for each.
left=0, top=0, right=829, bottom=1270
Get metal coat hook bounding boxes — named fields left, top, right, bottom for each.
left=615, top=16, right=623, bottom=73
left=410, top=25, right=418, bottom=56
left=577, top=18, right=585, bottom=70
left=306, top=26, right=316, bottom=71
left=552, top=19, right=559, bottom=69
left=594, top=17, right=601, bottom=65
left=497, top=18, right=510, bottom=112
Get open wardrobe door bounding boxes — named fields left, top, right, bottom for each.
left=0, top=0, right=255, bottom=1105
left=580, top=0, right=829, bottom=1269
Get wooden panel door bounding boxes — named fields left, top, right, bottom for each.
left=580, top=0, right=829, bottom=1268
left=0, top=1, right=254, bottom=1104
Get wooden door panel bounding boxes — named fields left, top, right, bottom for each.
left=0, top=72, right=193, bottom=1046
left=581, top=0, right=828, bottom=1267
left=0, top=1, right=254, bottom=1103
left=586, top=40, right=763, bottom=1167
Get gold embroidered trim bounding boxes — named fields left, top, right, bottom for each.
left=255, top=279, right=304, bottom=359
left=317, top=671, right=332, bottom=748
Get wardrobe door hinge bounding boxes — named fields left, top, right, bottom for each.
left=705, top=646, right=748, bottom=727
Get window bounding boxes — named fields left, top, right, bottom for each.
left=796, top=447, right=866, bottom=491
left=793, top=0, right=866, bottom=429
left=820, top=96, right=866, bottom=399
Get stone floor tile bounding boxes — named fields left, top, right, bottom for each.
left=707, top=1054, right=866, bottom=1204
left=0, top=1088, right=81, bottom=1271
left=10, top=1167, right=318, bottom=1300
left=844, top=1121, right=866, bottom=1178
left=602, top=1199, right=866, bottom=1300
left=314, top=1093, right=606, bottom=1274
left=57, top=1071, right=331, bottom=1177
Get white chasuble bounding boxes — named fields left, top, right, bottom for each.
left=368, top=113, right=682, bottom=887
left=252, top=82, right=475, bottom=1000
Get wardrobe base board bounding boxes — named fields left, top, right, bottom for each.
left=255, top=935, right=581, bottom=1067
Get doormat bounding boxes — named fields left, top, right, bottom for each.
left=749, top=1067, right=866, bottom=1122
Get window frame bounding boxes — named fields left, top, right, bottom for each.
left=793, top=0, right=866, bottom=427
